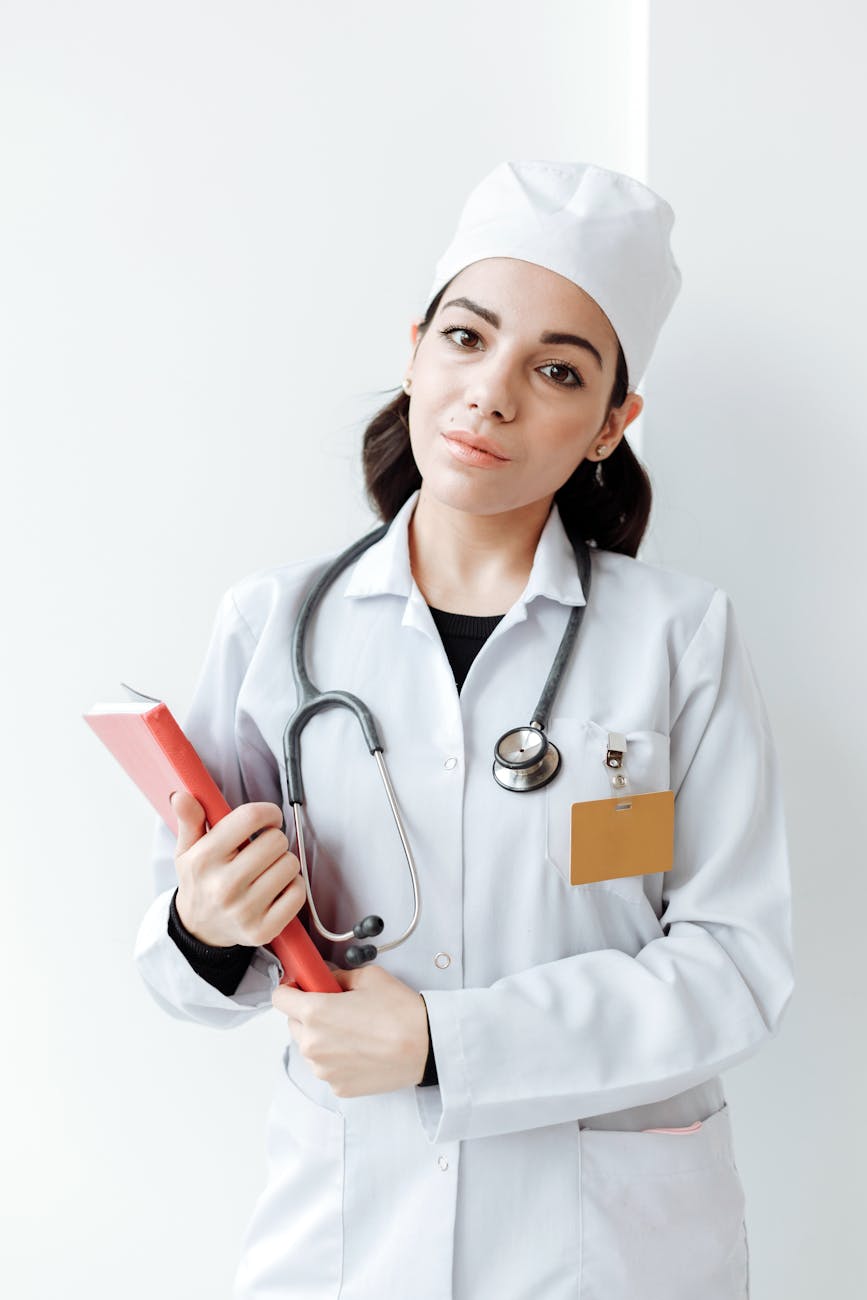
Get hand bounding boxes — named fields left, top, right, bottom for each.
left=171, top=791, right=306, bottom=948
left=271, top=964, right=430, bottom=1098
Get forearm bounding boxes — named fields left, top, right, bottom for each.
left=416, top=918, right=792, bottom=1144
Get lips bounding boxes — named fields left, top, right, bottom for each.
left=442, top=430, right=510, bottom=461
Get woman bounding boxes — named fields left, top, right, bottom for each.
left=135, top=160, right=795, bottom=1299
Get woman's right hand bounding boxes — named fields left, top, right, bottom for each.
left=171, top=791, right=307, bottom=949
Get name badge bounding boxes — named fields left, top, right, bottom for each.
left=569, top=731, right=674, bottom=886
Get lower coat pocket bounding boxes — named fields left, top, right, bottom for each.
left=578, top=1102, right=748, bottom=1300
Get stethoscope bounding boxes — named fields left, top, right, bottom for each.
left=282, top=511, right=592, bottom=966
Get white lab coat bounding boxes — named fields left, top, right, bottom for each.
left=134, top=487, right=794, bottom=1299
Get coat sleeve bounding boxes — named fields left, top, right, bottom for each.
left=132, top=589, right=287, bottom=1029
left=416, top=586, right=795, bottom=1143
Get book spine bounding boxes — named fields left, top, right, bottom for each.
left=144, top=703, right=233, bottom=829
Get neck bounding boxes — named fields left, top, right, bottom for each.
left=408, top=488, right=554, bottom=616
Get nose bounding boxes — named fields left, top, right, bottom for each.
left=464, top=354, right=517, bottom=422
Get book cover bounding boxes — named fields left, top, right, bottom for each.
left=84, top=687, right=341, bottom=994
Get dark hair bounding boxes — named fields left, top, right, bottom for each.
left=361, top=280, right=652, bottom=556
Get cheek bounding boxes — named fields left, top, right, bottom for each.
left=406, top=386, right=446, bottom=454
left=406, top=423, right=441, bottom=485
left=408, top=373, right=447, bottom=417
left=534, top=428, right=592, bottom=482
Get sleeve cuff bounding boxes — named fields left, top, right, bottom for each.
left=414, top=989, right=472, bottom=1143
left=168, top=887, right=258, bottom=996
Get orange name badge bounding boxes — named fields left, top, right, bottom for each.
left=569, top=789, right=675, bottom=886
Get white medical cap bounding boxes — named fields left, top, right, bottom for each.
left=422, top=160, right=682, bottom=390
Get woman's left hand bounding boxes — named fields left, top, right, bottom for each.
left=271, top=964, right=430, bottom=1098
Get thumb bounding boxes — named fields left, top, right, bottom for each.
left=330, top=966, right=362, bottom=991
left=170, top=789, right=207, bottom=854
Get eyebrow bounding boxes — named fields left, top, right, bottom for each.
left=441, top=295, right=604, bottom=370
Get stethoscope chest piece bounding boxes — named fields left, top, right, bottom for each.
left=492, top=724, right=562, bottom=792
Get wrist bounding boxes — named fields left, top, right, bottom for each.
left=170, top=888, right=245, bottom=955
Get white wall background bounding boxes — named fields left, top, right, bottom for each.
left=1, top=3, right=649, bottom=1296
left=642, top=3, right=867, bottom=1296
left=3, top=2, right=861, bottom=1296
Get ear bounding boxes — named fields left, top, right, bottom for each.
left=621, top=391, right=644, bottom=430
left=601, top=390, right=644, bottom=441
left=404, top=321, right=422, bottom=383
left=593, top=391, right=643, bottom=458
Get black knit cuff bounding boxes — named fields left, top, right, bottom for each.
left=418, top=995, right=439, bottom=1088
left=168, top=887, right=257, bottom=996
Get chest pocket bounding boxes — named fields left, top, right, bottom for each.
left=544, top=718, right=672, bottom=896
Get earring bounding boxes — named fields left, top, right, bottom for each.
left=595, top=444, right=608, bottom=456
left=402, top=377, right=412, bottom=394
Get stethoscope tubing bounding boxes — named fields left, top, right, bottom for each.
left=281, top=509, right=592, bottom=963
left=284, top=522, right=391, bottom=807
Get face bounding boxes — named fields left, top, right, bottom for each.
left=403, top=257, right=643, bottom=517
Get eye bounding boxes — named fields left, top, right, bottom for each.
left=437, top=324, right=584, bottom=388
left=439, top=325, right=482, bottom=350
left=538, top=362, right=583, bottom=388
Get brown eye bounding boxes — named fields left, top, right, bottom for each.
left=439, top=326, right=481, bottom=348
left=540, top=362, right=583, bottom=388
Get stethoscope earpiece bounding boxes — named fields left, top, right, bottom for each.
left=342, top=916, right=383, bottom=966
left=344, top=943, right=379, bottom=967
left=354, top=914, right=384, bottom=939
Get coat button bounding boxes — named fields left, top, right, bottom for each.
left=438, top=1156, right=449, bottom=1171
left=434, top=952, right=451, bottom=970
left=444, top=757, right=458, bottom=770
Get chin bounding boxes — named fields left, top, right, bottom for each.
left=417, top=471, right=531, bottom=519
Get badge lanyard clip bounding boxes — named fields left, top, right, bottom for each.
left=605, top=731, right=631, bottom=801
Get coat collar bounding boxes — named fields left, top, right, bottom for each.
left=342, top=488, right=587, bottom=610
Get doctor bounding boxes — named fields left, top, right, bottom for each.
left=134, top=160, right=795, bottom=1299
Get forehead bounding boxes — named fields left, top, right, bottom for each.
left=441, top=256, right=617, bottom=352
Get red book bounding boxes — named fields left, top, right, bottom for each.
left=84, top=687, right=341, bottom=994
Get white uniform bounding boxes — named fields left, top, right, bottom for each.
left=134, top=487, right=794, bottom=1299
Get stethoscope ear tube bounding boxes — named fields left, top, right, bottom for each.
left=282, top=523, right=423, bottom=963
left=491, top=527, right=592, bottom=793
left=285, top=523, right=391, bottom=806
left=283, top=691, right=384, bottom=806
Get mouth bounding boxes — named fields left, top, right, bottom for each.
left=441, top=431, right=511, bottom=466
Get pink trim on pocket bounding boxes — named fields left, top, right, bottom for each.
left=641, top=1120, right=703, bottom=1134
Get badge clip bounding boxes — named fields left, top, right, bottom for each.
left=605, top=731, right=631, bottom=799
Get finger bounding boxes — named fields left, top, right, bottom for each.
left=271, top=988, right=303, bottom=1033
left=204, top=801, right=286, bottom=860
left=234, top=828, right=295, bottom=892
left=271, top=985, right=306, bottom=1019
left=247, top=847, right=301, bottom=904
left=171, top=790, right=208, bottom=854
